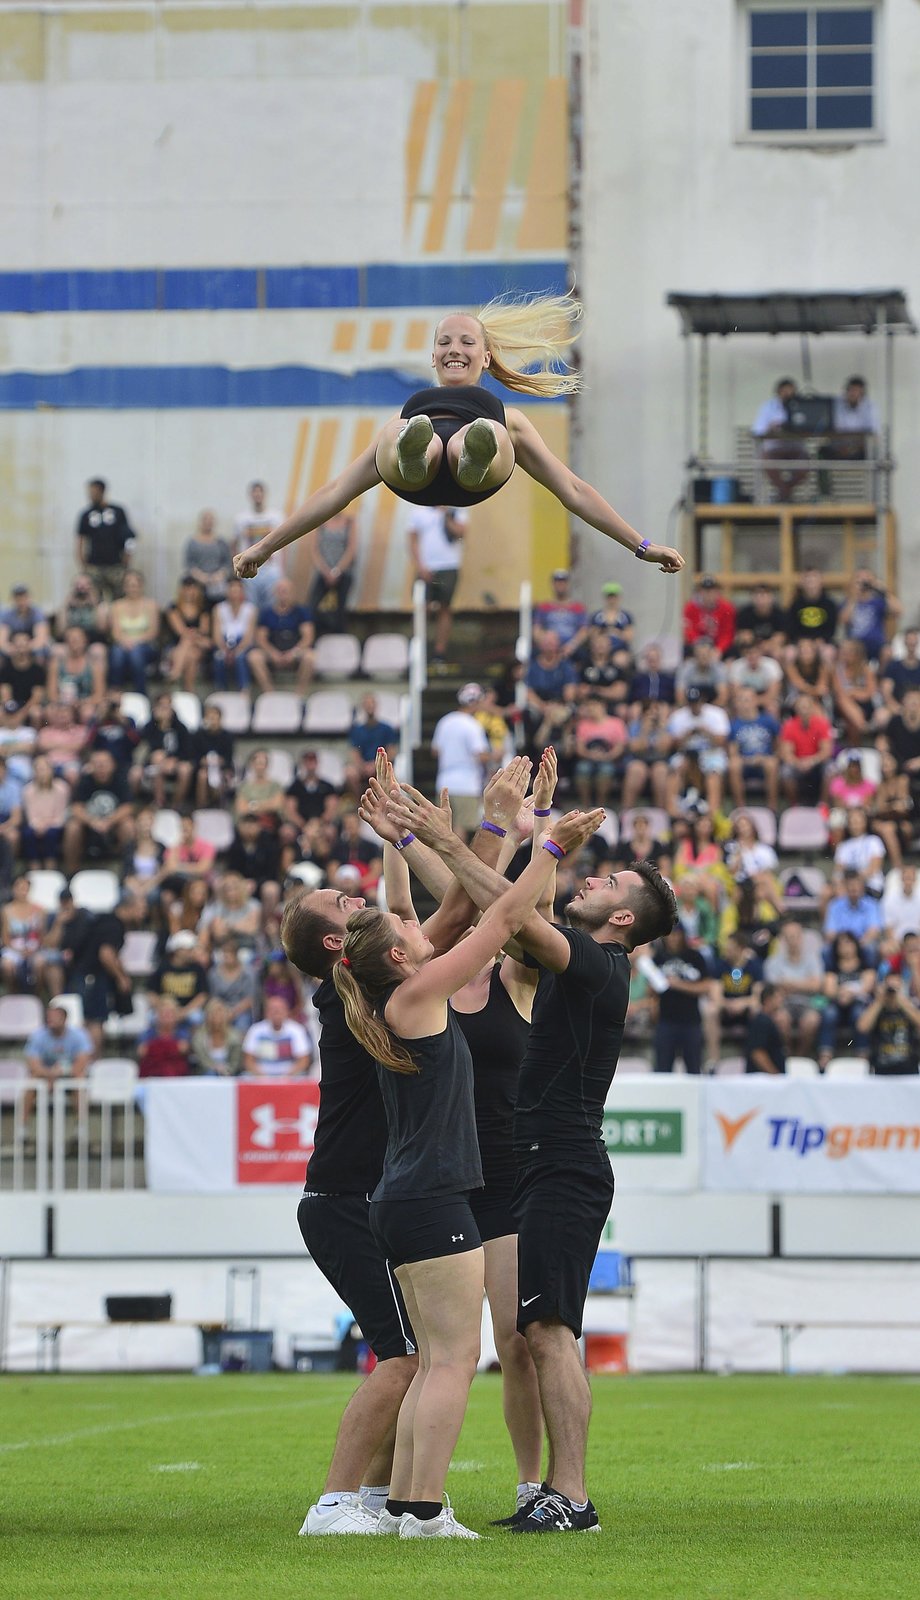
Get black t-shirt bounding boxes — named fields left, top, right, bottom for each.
left=714, top=953, right=763, bottom=1000
left=152, top=960, right=208, bottom=1005
left=306, top=976, right=390, bottom=1195
left=653, top=946, right=709, bottom=1025
left=287, top=775, right=336, bottom=823
left=735, top=602, right=787, bottom=643
left=451, top=964, right=530, bottom=1185
left=882, top=661, right=920, bottom=703
left=77, top=503, right=133, bottom=566
left=786, top=591, right=839, bottom=643
left=190, top=726, right=235, bottom=769
left=579, top=662, right=623, bottom=695
left=885, top=716, right=920, bottom=772
left=141, top=715, right=192, bottom=761
left=514, top=927, right=630, bottom=1165
left=71, top=911, right=125, bottom=979
left=73, top=768, right=131, bottom=818
left=745, top=1013, right=786, bottom=1074
left=88, top=716, right=139, bottom=770
left=869, top=1007, right=920, bottom=1076
left=2, top=659, right=46, bottom=706
left=224, top=833, right=281, bottom=886
left=373, top=985, right=482, bottom=1200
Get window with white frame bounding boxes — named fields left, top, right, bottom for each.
left=743, top=4, right=879, bottom=138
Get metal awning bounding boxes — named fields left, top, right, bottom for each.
left=667, top=289, right=916, bottom=338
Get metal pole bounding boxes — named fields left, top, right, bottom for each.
left=699, top=335, right=710, bottom=461
left=683, top=331, right=694, bottom=464
left=696, top=1255, right=709, bottom=1372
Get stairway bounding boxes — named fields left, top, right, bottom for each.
left=411, top=608, right=519, bottom=795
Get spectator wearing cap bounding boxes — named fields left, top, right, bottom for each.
left=675, top=639, right=729, bottom=707
left=0, top=632, right=48, bottom=725
left=76, top=478, right=137, bottom=601
left=881, top=628, right=920, bottom=722
left=628, top=643, right=676, bottom=713
left=778, top=693, right=834, bottom=806
left=55, top=574, right=107, bottom=645
left=0, top=586, right=50, bottom=659
left=242, top=995, right=313, bottom=1080
left=733, top=583, right=788, bottom=658
left=347, top=692, right=399, bottom=789
left=525, top=631, right=578, bottom=754
left=431, top=683, right=491, bottom=837
left=590, top=580, right=635, bottom=654
left=533, top=569, right=589, bottom=659
left=666, top=688, right=731, bottom=814
left=682, top=575, right=736, bottom=657
left=148, top=931, right=209, bottom=1027
left=752, top=377, right=810, bottom=501
left=407, top=504, right=468, bottom=666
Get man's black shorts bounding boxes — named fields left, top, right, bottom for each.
left=426, top=569, right=459, bottom=609
left=513, top=1159, right=615, bottom=1340
left=297, top=1190, right=415, bottom=1361
left=370, top=1191, right=481, bottom=1269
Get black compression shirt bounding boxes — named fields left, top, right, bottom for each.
left=451, top=964, right=530, bottom=1186
left=372, top=986, right=483, bottom=1201
left=514, top=927, right=630, bottom=1165
left=305, top=976, right=389, bottom=1195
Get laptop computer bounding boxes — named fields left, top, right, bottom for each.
left=785, top=395, right=835, bottom=433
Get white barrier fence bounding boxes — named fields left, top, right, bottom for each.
left=0, top=1079, right=142, bottom=1194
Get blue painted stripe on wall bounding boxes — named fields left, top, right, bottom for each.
left=0, top=365, right=559, bottom=411
left=0, top=260, right=567, bottom=315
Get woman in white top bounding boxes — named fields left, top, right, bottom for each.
left=833, top=806, right=886, bottom=897
left=212, top=576, right=257, bottom=691
left=725, top=812, right=780, bottom=883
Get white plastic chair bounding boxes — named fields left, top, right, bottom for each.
left=594, top=812, right=620, bottom=851
left=825, top=1055, right=870, bottom=1079
left=314, top=634, right=361, bottom=679
left=0, top=1058, right=28, bottom=1103
left=361, top=633, right=410, bottom=679
left=204, top=692, right=251, bottom=734
left=192, top=809, right=235, bottom=852
left=152, top=808, right=182, bottom=848
left=251, top=691, right=303, bottom=734
left=786, top=1055, right=820, bottom=1079
left=171, top=691, right=202, bottom=732
left=372, top=690, right=404, bottom=729
left=264, top=748, right=295, bottom=787
left=70, top=870, right=120, bottom=913
left=88, top=1058, right=139, bottom=1104
left=121, top=931, right=158, bottom=978
left=780, top=865, right=828, bottom=913
left=715, top=1055, right=746, bottom=1076
left=616, top=1054, right=652, bottom=1074
left=304, top=691, right=353, bottom=735
left=286, top=862, right=325, bottom=890
left=0, top=994, right=44, bottom=1040
left=120, top=691, right=151, bottom=728
left=778, top=807, right=829, bottom=853
left=729, top=807, right=777, bottom=847
left=314, top=748, right=345, bottom=788
left=104, top=993, right=150, bottom=1042
left=28, top=869, right=67, bottom=913
left=49, top=992, right=84, bottom=1028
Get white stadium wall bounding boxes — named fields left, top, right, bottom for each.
left=575, top=0, right=920, bottom=634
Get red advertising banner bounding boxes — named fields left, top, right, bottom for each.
left=236, top=1081, right=321, bottom=1185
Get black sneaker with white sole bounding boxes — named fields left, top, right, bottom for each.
left=510, top=1491, right=601, bottom=1534
left=490, top=1485, right=546, bottom=1528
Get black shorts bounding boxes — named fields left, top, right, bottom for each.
left=426, top=568, right=460, bottom=609
left=513, top=1160, right=615, bottom=1340
left=297, top=1190, right=416, bottom=1362
left=370, top=1191, right=482, bottom=1269
left=469, top=1171, right=518, bottom=1244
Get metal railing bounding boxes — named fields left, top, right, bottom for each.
left=0, top=1079, right=142, bottom=1193
left=514, top=579, right=532, bottom=749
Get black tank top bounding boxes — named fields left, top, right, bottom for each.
left=394, top=386, right=510, bottom=509
left=371, top=983, right=483, bottom=1201
left=451, top=964, right=530, bottom=1184
left=306, top=976, right=389, bottom=1195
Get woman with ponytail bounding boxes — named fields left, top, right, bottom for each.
left=332, top=803, right=603, bottom=1539
left=234, top=294, right=684, bottom=581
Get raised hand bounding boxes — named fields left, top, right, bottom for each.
left=532, top=746, right=558, bottom=814
left=233, top=545, right=266, bottom=580
left=512, top=794, right=536, bottom=842
left=482, top=755, right=533, bottom=831
left=544, top=807, right=606, bottom=856
left=358, top=777, right=402, bottom=845
left=387, top=783, right=453, bottom=847
left=375, top=747, right=399, bottom=797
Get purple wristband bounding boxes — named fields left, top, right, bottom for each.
left=533, top=808, right=552, bottom=817
left=635, top=538, right=651, bottom=559
left=480, top=820, right=506, bottom=837
left=542, top=840, right=565, bottom=860
left=394, top=833, right=415, bottom=851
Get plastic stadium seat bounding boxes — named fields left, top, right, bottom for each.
left=192, top=809, right=235, bottom=852
left=104, top=994, right=150, bottom=1042
left=825, top=1055, right=870, bottom=1079
left=121, top=931, right=158, bottom=978
left=715, top=1056, right=745, bottom=1076
left=786, top=1055, right=820, bottom=1079
left=856, top=748, right=882, bottom=786
left=314, top=633, right=361, bottom=679
left=373, top=690, right=405, bottom=729
left=780, top=865, right=827, bottom=913
left=120, top=692, right=151, bottom=728
left=49, top=992, right=84, bottom=1028
left=266, top=748, right=295, bottom=787
left=287, top=862, right=325, bottom=890
left=595, top=812, right=620, bottom=851
left=778, top=807, right=828, bottom=853
left=70, top=870, right=120, bottom=913
left=616, top=1054, right=652, bottom=1074
left=171, top=691, right=202, bottom=732
left=28, top=870, right=67, bottom=913
left=88, top=1058, right=139, bottom=1104
left=315, top=749, right=345, bottom=788
left=729, top=807, right=777, bottom=847
left=620, top=808, right=671, bottom=844
left=251, top=692, right=302, bottom=734
left=304, top=691, right=353, bottom=736
left=152, top=808, right=182, bottom=848
left=0, top=1057, right=28, bottom=1103
left=0, top=994, right=44, bottom=1040
left=361, top=633, right=409, bottom=679
left=205, top=692, right=251, bottom=734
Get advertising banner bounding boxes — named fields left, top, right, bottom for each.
left=704, top=1079, right=920, bottom=1193
left=145, top=1080, right=320, bottom=1193
left=603, top=1076, right=701, bottom=1192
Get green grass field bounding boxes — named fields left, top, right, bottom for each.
left=1, top=1372, right=918, bottom=1600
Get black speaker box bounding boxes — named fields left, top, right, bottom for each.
left=105, top=1294, right=173, bottom=1323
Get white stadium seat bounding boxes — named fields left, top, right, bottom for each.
left=49, top=993, right=85, bottom=1029
left=171, top=691, right=202, bottom=732
left=825, top=1056, right=871, bottom=1079
left=0, top=994, right=44, bottom=1040
left=120, top=692, right=151, bottom=728
left=193, top=809, right=235, bottom=852
left=205, top=692, right=251, bottom=734
left=251, top=692, right=303, bottom=734
left=28, top=870, right=67, bottom=913
left=304, top=690, right=353, bottom=736
left=121, top=931, right=159, bottom=978
left=361, top=633, right=409, bottom=678
left=314, top=633, right=361, bottom=679
left=152, top=808, right=182, bottom=847
left=778, top=807, right=828, bottom=853
left=70, top=870, right=120, bottom=913
left=786, top=1055, right=820, bottom=1079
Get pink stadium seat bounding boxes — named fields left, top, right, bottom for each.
left=778, top=807, right=829, bottom=853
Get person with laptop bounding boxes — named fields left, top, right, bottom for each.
left=817, top=376, right=880, bottom=497
left=752, top=377, right=810, bottom=502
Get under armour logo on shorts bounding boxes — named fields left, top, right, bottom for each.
left=451, top=1233, right=464, bottom=1242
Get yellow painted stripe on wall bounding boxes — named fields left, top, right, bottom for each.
left=406, top=317, right=431, bottom=352
left=308, top=417, right=340, bottom=497
left=285, top=419, right=310, bottom=517
left=405, top=79, right=438, bottom=230
left=360, top=488, right=400, bottom=611
left=332, top=320, right=358, bottom=354
left=517, top=75, right=567, bottom=251
left=423, top=77, right=473, bottom=256
left=369, top=319, right=393, bottom=352
left=465, top=78, right=527, bottom=253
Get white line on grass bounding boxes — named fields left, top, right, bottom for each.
left=703, top=1462, right=762, bottom=1472
left=0, top=1400, right=322, bottom=1457
left=449, top=1460, right=485, bottom=1472
left=152, top=1462, right=202, bottom=1473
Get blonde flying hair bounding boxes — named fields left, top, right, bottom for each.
left=331, top=907, right=418, bottom=1076
left=438, top=291, right=583, bottom=398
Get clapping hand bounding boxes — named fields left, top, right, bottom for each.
left=543, top=808, right=606, bottom=856
left=532, top=746, right=558, bottom=814
left=358, top=778, right=403, bottom=845
left=387, top=783, right=453, bottom=847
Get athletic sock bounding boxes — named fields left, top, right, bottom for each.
left=570, top=1498, right=589, bottom=1511
left=407, top=1500, right=442, bottom=1521
left=518, top=1480, right=540, bottom=1499
left=360, top=1485, right=389, bottom=1514
left=317, top=1492, right=350, bottom=1509
left=385, top=1498, right=409, bottom=1518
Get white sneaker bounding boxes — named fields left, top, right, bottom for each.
left=375, top=1508, right=404, bottom=1534
left=399, top=1503, right=480, bottom=1540
left=299, top=1495, right=380, bottom=1535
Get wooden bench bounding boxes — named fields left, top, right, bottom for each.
left=756, top=1319, right=920, bottom=1375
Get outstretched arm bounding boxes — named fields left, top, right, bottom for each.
left=234, top=442, right=382, bottom=577
left=507, top=409, right=683, bottom=575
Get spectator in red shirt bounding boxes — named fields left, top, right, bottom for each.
left=779, top=692, right=834, bottom=804
left=138, top=997, right=190, bottom=1078
left=683, top=575, right=736, bottom=656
